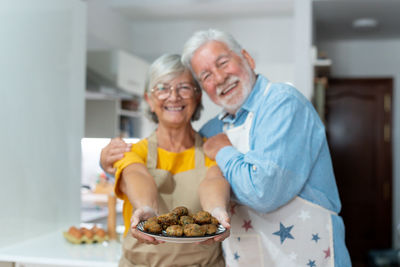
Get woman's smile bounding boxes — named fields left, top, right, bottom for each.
left=164, top=104, right=186, bottom=112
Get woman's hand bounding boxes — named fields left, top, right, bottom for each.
left=203, top=133, right=232, bottom=160
left=100, top=138, right=131, bottom=175
left=197, top=207, right=231, bottom=245
left=130, top=206, right=164, bottom=245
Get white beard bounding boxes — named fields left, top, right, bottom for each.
left=218, top=62, right=255, bottom=114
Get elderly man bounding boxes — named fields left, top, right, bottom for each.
left=180, top=29, right=351, bottom=267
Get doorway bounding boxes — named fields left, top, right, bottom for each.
left=324, top=78, right=393, bottom=267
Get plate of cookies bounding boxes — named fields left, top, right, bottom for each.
left=137, top=206, right=226, bottom=243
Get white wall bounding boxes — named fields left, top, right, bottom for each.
left=317, top=38, right=400, bottom=248
left=294, top=0, right=313, bottom=99
left=0, top=1, right=86, bottom=247
left=86, top=0, right=134, bottom=52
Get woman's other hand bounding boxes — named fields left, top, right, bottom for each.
left=203, top=133, right=232, bottom=161
left=100, top=137, right=131, bottom=175
left=130, top=206, right=164, bottom=245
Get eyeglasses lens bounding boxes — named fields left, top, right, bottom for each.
left=153, top=84, right=196, bottom=100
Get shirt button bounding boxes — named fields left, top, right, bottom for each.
left=252, top=165, right=257, bottom=171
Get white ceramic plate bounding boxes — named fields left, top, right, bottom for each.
left=137, top=221, right=226, bottom=243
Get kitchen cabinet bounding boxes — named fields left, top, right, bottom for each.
left=84, top=91, right=144, bottom=138
left=84, top=49, right=155, bottom=138
left=84, top=91, right=156, bottom=138
left=87, top=50, right=149, bottom=96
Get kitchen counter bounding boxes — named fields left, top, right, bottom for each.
left=0, top=230, right=121, bottom=267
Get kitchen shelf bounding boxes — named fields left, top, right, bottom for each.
left=85, top=91, right=119, bottom=100
left=81, top=192, right=123, bottom=223
left=313, top=58, right=332, bottom=67
left=85, top=95, right=144, bottom=138
left=118, top=109, right=142, bottom=118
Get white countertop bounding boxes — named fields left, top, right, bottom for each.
left=0, top=230, right=122, bottom=267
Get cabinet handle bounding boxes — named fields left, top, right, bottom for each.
left=384, top=93, right=391, bottom=113
left=384, top=124, right=391, bottom=143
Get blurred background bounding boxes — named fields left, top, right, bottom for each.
left=0, top=0, right=399, bottom=266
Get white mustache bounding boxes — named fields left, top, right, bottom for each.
left=216, top=76, right=240, bottom=96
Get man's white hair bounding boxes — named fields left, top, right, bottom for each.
left=181, top=29, right=243, bottom=77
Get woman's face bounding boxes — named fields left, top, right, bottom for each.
left=146, top=70, right=200, bottom=128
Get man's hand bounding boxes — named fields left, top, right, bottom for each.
left=130, top=206, right=164, bottom=245
left=100, top=138, right=131, bottom=175
left=203, top=133, right=232, bottom=160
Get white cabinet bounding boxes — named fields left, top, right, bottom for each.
left=85, top=50, right=154, bottom=138
left=87, top=50, right=149, bottom=96
left=84, top=92, right=144, bottom=138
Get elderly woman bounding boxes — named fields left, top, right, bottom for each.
left=112, top=54, right=230, bottom=267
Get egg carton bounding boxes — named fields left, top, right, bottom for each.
left=63, top=225, right=109, bottom=244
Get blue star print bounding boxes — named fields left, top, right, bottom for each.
left=311, top=233, right=320, bottom=243
left=273, top=222, right=294, bottom=244
left=307, top=259, right=316, bottom=267
left=234, top=252, right=240, bottom=261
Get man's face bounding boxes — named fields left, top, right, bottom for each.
left=191, top=41, right=256, bottom=114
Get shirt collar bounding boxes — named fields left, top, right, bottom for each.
left=218, top=75, right=269, bottom=123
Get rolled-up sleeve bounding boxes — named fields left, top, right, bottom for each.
left=113, top=147, right=146, bottom=199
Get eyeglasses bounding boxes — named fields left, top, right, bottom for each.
left=151, top=83, right=198, bottom=100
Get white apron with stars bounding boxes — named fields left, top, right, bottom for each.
left=222, top=83, right=335, bottom=267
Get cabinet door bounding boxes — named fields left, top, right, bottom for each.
left=85, top=99, right=119, bottom=138
left=325, top=78, right=393, bottom=267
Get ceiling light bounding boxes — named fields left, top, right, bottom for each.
left=352, top=18, right=378, bottom=29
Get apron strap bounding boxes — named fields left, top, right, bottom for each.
left=146, top=131, right=158, bottom=169
left=194, top=132, right=205, bottom=168
left=263, top=81, right=272, bottom=96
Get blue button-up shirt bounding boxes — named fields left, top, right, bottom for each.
left=200, top=74, right=351, bottom=266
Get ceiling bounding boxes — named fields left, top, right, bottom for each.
left=314, top=0, right=400, bottom=40
left=109, top=0, right=294, bottom=20
left=108, top=0, right=400, bottom=40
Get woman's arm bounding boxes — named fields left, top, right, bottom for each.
left=198, top=165, right=231, bottom=244
left=120, top=162, right=158, bottom=210
left=198, top=165, right=230, bottom=214
left=120, top=162, right=163, bottom=244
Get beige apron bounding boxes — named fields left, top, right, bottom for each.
left=222, top=83, right=335, bottom=267
left=119, top=131, right=225, bottom=267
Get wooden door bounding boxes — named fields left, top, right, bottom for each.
left=325, top=78, right=393, bottom=267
